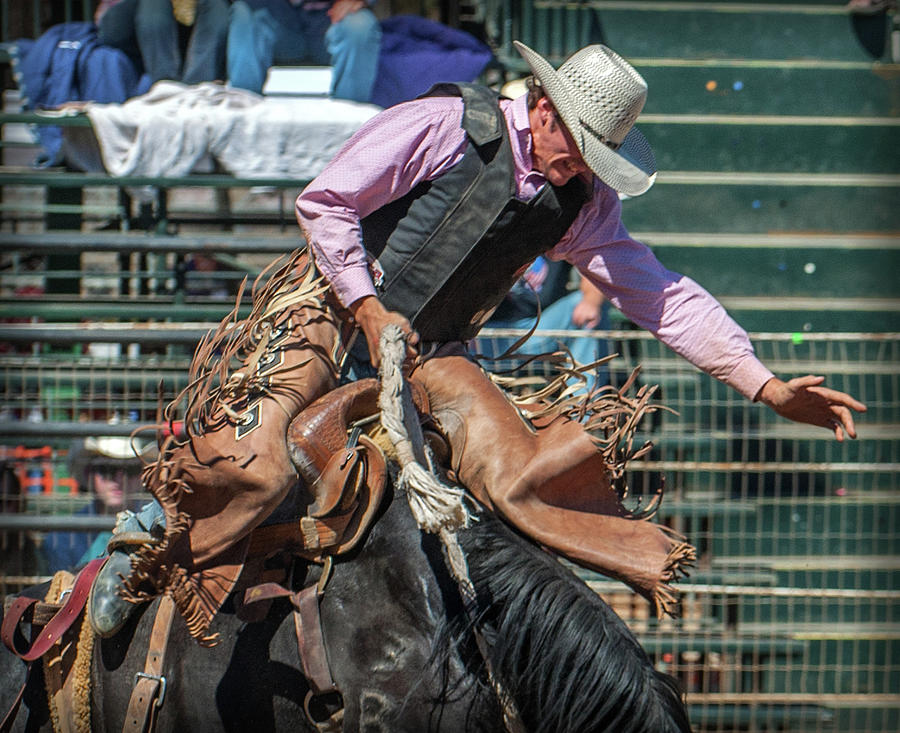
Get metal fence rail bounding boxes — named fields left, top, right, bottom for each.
left=0, top=327, right=897, bottom=732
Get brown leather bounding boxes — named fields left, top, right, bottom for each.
left=288, top=379, right=381, bottom=484
left=241, top=582, right=337, bottom=696
left=295, top=585, right=337, bottom=696
left=288, top=377, right=431, bottom=484
left=307, top=447, right=365, bottom=518
left=330, top=435, right=386, bottom=556
left=410, top=350, right=693, bottom=615
left=126, top=295, right=342, bottom=642
left=123, top=595, right=176, bottom=733
left=248, top=434, right=387, bottom=561
left=170, top=300, right=341, bottom=567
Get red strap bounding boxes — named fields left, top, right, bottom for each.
left=1, top=597, right=38, bottom=658
left=0, top=557, right=105, bottom=662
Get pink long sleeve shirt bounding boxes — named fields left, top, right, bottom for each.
left=296, top=93, right=774, bottom=401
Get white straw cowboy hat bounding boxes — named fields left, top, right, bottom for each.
left=68, top=436, right=155, bottom=486
left=514, top=41, right=657, bottom=196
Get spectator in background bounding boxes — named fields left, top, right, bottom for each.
left=95, top=0, right=229, bottom=85
left=184, top=253, right=241, bottom=299
left=480, top=257, right=612, bottom=391
left=227, top=0, right=381, bottom=103
left=41, top=436, right=152, bottom=573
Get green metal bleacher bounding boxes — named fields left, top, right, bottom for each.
left=486, top=3, right=899, bottom=731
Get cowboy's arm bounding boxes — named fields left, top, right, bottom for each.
left=756, top=376, right=865, bottom=441
left=555, top=187, right=866, bottom=440
left=349, top=295, right=418, bottom=367
left=328, top=0, right=373, bottom=24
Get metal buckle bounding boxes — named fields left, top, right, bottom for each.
left=317, top=556, right=334, bottom=595
left=134, top=672, right=167, bottom=709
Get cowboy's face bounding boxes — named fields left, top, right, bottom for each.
left=91, top=467, right=126, bottom=509
left=529, top=97, right=590, bottom=186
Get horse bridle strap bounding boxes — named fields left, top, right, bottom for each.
left=123, top=594, right=176, bottom=733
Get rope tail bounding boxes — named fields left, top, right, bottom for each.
left=376, top=325, right=523, bottom=733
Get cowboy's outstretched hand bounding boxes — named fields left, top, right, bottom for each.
left=756, top=375, right=867, bottom=441
left=350, top=295, right=419, bottom=369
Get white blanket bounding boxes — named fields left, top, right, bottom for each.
left=68, top=81, right=381, bottom=179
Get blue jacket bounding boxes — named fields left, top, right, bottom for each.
left=371, top=15, right=493, bottom=109
left=14, top=22, right=148, bottom=165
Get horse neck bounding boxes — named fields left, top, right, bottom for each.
left=456, top=513, right=691, bottom=733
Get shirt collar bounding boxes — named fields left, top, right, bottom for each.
left=507, top=93, right=547, bottom=199
left=508, top=94, right=533, bottom=167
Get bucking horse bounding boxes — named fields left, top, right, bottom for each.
left=1, top=328, right=692, bottom=733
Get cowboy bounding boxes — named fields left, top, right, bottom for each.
left=43, top=437, right=152, bottom=573
left=92, top=41, right=865, bottom=642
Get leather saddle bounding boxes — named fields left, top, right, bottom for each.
left=245, top=378, right=435, bottom=563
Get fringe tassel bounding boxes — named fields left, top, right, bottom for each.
left=493, top=345, right=677, bottom=513
left=162, top=249, right=330, bottom=447
left=168, top=567, right=220, bottom=647
left=653, top=536, right=697, bottom=618
left=481, top=342, right=697, bottom=615
left=122, top=249, right=332, bottom=644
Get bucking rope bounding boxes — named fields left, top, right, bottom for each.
left=376, top=327, right=470, bottom=534
left=376, top=326, right=524, bottom=733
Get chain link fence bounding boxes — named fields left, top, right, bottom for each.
left=1, top=327, right=897, bottom=731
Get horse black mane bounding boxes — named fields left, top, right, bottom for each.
left=454, top=512, right=692, bottom=733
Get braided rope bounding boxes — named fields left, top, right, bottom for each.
left=377, top=326, right=470, bottom=534
left=376, top=327, right=523, bottom=732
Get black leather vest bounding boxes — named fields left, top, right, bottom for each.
left=360, top=83, right=589, bottom=342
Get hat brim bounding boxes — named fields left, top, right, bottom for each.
left=514, top=41, right=657, bottom=196
left=68, top=436, right=154, bottom=487
left=84, top=436, right=154, bottom=460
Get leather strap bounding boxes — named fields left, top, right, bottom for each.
left=294, top=585, right=337, bottom=696
left=1, top=557, right=104, bottom=662
left=122, top=595, right=175, bottom=733
left=242, top=581, right=338, bottom=696
left=242, top=582, right=292, bottom=605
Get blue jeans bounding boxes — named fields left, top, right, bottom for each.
left=227, top=1, right=381, bottom=102
left=480, top=292, right=612, bottom=391
left=97, top=0, right=229, bottom=83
